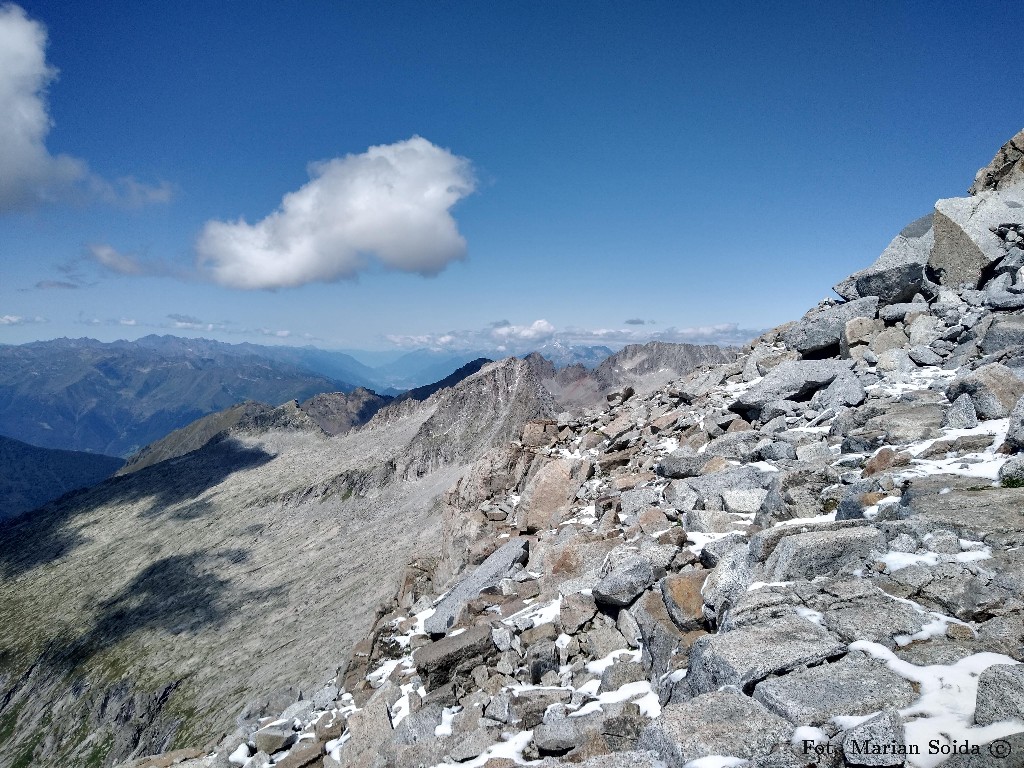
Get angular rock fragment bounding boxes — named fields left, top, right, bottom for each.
left=754, top=657, right=915, bottom=726
left=841, top=708, right=906, bottom=767
left=929, top=193, right=1024, bottom=288
left=943, top=393, right=979, bottom=429
left=593, top=555, right=659, bottom=607
left=730, top=360, right=854, bottom=420
left=763, top=527, right=886, bottom=582
left=970, top=128, right=1024, bottom=194
left=1004, top=394, right=1024, bottom=452
left=414, top=624, right=497, bottom=690
left=560, top=591, right=598, bottom=634
left=424, top=538, right=528, bottom=634
left=685, top=616, right=845, bottom=695
left=659, top=575, right=707, bottom=635
left=834, top=215, right=933, bottom=303
left=638, top=691, right=791, bottom=766
left=980, top=314, right=1024, bottom=354
left=782, top=297, right=879, bottom=356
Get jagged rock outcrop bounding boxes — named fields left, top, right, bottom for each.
left=299, top=388, right=393, bottom=437
left=117, top=401, right=279, bottom=475
left=969, top=127, right=1024, bottom=194
left=538, top=341, right=739, bottom=408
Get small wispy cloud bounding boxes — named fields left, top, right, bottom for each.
left=89, top=244, right=147, bottom=275
left=165, top=313, right=291, bottom=339
left=167, top=313, right=227, bottom=332
left=0, top=5, right=172, bottom=213
left=86, top=244, right=182, bottom=278
left=34, top=279, right=79, bottom=290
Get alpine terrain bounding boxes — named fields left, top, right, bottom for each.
left=3, top=129, right=1024, bottom=768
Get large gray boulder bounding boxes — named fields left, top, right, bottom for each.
left=763, top=527, right=887, bottom=582
left=887, top=476, right=1024, bottom=546
left=928, top=192, right=1024, bottom=288
left=518, top=457, right=584, bottom=533
left=834, top=214, right=933, bottom=303
left=981, top=314, right=1024, bottom=355
left=413, top=624, right=497, bottom=690
left=943, top=393, right=979, bottom=429
left=533, top=714, right=605, bottom=753
left=969, top=128, right=1024, bottom=194
left=629, top=589, right=686, bottom=677
left=753, top=656, right=916, bottom=726
left=973, top=663, right=1024, bottom=725
left=638, top=691, right=791, bottom=767
left=730, top=359, right=854, bottom=420
left=685, top=615, right=846, bottom=695
left=945, top=362, right=1024, bottom=420
left=593, top=554, right=659, bottom=608
left=782, top=297, right=879, bottom=355
left=424, top=538, right=528, bottom=634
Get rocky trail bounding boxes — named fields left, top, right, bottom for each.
left=114, top=130, right=1024, bottom=767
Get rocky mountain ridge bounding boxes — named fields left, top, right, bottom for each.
left=108, top=129, right=1024, bottom=768
left=0, top=358, right=555, bottom=767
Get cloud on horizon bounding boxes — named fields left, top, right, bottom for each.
left=386, top=319, right=762, bottom=352
left=196, top=136, right=476, bottom=289
left=72, top=312, right=299, bottom=341
left=0, top=4, right=171, bottom=213
left=0, top=313, right=47, bottom=325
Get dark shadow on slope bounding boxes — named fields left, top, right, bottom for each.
left=0, top=437, right=275, bottom=577
left=54, top=549, right=282, bottom=674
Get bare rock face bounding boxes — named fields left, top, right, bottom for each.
left=834, top=215, right=933, bottom=303
left=299, top=388, right=392, bottom=436
left=969, top=128, right=1024, bottom=194
left=929, top=192, right=1024, bottom=288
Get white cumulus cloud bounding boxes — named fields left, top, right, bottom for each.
left=0, top=4, right=171, bottom=212
left=196, top=136, right=476, bottom=289
left=490, top=319, right=556, bottom=343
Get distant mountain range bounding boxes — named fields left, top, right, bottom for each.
left=0, top=435, right=123, bottom=520
left=0, top=336, right=631, bottom=458
left=0, top=336, right=354, bottom=457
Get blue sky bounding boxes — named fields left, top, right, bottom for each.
left=1, top=1, right=1021, bottom=354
